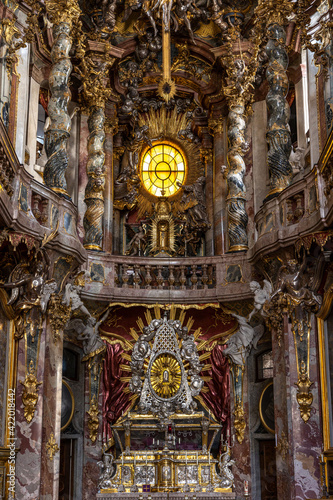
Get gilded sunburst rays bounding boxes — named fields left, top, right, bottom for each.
left=150, top=354, right=182, bottom=399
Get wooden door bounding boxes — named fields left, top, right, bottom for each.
left=59, top=439, right=74, bottom=500
left=259, top=439, right=277, bottom=500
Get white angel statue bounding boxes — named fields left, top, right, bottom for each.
left=248, top=280, right=272, bottom=321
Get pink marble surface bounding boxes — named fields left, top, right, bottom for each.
left=272, top=314, right=322, bottom=500
left=244, top=140, right=255, bottom=251
left=77, top=114, right=89, bottom=244
left=213, top=130, right=225, bottom=255
left=40, top=319, right=63, bottom=499
left=15, top=325, right=46, bottom=499
left=231, top=369, right=251, bottom=498
left=82, top=365, right=103, bottom=500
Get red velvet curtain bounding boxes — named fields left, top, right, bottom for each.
left=102, top=342, right=131, bottom=443
left=199, top=344, right=230, bottom=438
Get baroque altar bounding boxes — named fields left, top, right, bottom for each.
left=98, top=313, right=235, bottom=496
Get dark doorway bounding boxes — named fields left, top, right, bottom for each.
left=59, top=439, right=75, bottom=500
left=259, top=439, right=277, bottom=500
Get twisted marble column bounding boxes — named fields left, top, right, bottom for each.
left=264, top=14, right=293, bottom=196
left=83, top=107, right=106, bottom=250
left=44, top=0, right=80, bottom=196
left=226, top=104, right=248, bottom=251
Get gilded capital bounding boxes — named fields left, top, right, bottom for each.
left=208, top=118, right=223, bottom=135
left=254, top=0, right=294, bottom=27
left=45, top=0, right=81, bottom=27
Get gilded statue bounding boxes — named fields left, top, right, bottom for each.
left=178, top=176, right=210, bottom=231
left=1, top=249, right=57, bottom=313
left=123, top=0, right=158, bottom=37
left=115, top=124, right=153, bottom=205
left=125, top=224, right=147, bottom=255
left=270, top=258, right=322, bottom=309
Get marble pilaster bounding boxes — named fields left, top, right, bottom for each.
left=14, top=44, right=29, bottom=165
left=77, top=113, right=89, bottom=244
left=251, top=101, right=268, bottom=213
left=103, top=124, right=114, bottom=253
left=272, top=313, right=322, bottom=500
left=25, top=75, right=40, bottom=177
left=66, top=102, right=80, bottom=203
left=15, top=325, right=46, bottom=499
left=205, top=153, right=214, bottom=256
left=39, top=318, right=63, bottom=499
left=231, top=365, right=251, bottom=498
left=82, top=364, right=103, bottom=500
left=307, top=49, right=320, bottom=165
left=210, top=119, right=225, bottom=255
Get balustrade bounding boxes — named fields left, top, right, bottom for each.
left=115, top=262, right=216, bottom=290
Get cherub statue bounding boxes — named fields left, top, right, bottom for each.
left=289, top=147, right=305, bottom=175
left=248, top=280, right=272, bottom=321
left=217, top=444, right=235, bottom=488
left=97, top=452, right=116, bottom=490
left=224, top=313, right=264, bottom=366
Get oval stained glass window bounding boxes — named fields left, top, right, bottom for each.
left=141, top=143, right=186, bottom=197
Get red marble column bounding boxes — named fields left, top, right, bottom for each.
left=39, top=318, right=63, bottom=498
left=272, top=314, right=322, bottom=500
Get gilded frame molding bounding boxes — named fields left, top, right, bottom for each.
left=317, top=284, right=333, bottom=452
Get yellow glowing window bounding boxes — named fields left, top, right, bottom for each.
left=141, top=143, right=186, bottom=197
